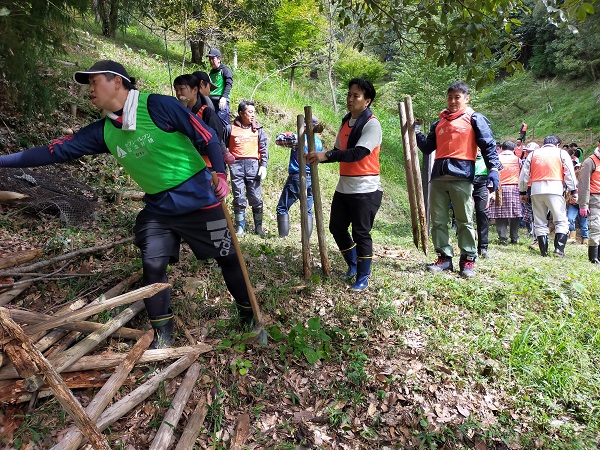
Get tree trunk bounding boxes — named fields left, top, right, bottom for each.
left=94, top=0, right=119, bottom=38
left=289, top=66, right=296, bottom=90
left=190, top=39, right=204, bottom=65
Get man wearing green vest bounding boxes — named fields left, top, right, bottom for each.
left=0, top=60, right=254, bottom=349
left=473, top=152, right=491, bottom=257
left=207, top=48, right=234, bottom=133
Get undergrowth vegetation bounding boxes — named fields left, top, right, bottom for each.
left=1, top=20, right=599, bottom=449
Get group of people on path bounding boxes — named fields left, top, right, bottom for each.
left=0, top=53, right=596, bottom=348
left=0, top=55, right=383, bottom=348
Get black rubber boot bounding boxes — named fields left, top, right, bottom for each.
left=340, top=245, right=357, bottom=281
left=277, top=214, right=289, bottom=238
left=351, top=256, right=372, bottom=291
left=236, top=303, right=255, bottom=329
left=253, top=210, right=265, bottom=237
left=149, top=309, right=175, bottom=349
left=588, top=246, right=600, bottom=264
left=553, top=233, right=568, bottom=257
left=235, top=212, right=245, bottom=236
left=537, top=235, right=549, bottom=257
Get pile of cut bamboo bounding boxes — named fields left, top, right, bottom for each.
left=0, top=247, right=213, bottom=449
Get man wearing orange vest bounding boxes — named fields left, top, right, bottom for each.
left=416, top=81, right=501, bottom=278
left=576, top=136, right=600, bottom=263
left=518, top=135, right=577, bottom=257
left=519, top=121, right=527, bottom=141
left=307, top=78, right=382, bottom=291
left=489, top=141, right=522, bottom=245
left=514, top=138, right=525, bottom=160
left=227, top=100, right=269, bottom=236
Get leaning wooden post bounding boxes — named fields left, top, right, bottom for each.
left=304, top=105, right=330, bottom=276
left=398, top=102, right=420, bottom=249
left=404, top=96, right=429, bottom=255
left=0, top=309, right=110, bottom=450
left=174, top=394, right=208, bottom=450
left=297, top=114, right=312, bottom=280
left=50, top=330, right=154, bottom=450
left=149, top=362, right=202, bottom=450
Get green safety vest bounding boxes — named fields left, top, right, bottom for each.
left=103, top=93, right=206, bottom=194
left=475, top=156, right=488, bottom=176
left=209, top=69, right=225, bottom=97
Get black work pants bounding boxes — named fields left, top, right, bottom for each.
left=472, top=176, right=489, bottom=251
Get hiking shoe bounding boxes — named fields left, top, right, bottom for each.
left=478, top=248, right=488, bottom=259
left=499, top=238, right=508, bottom=246
left=426, top=255, right=453, bottom=273
left=459, top=255, right=476, bottom=278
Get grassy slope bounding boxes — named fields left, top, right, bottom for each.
left=3, top=22, right=600, bottom=449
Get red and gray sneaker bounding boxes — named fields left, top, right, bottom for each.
left=459, top=254, right=476, bottom=278
left=426, top=254, right=453, bottom=273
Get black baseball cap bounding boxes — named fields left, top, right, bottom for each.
left=192, top=71, right=217, bottom=90
left=207, top=48, right=222, bottom=58
left=73, top=60, right=133, bottom=85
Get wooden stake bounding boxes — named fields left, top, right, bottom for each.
left=398, top=102, right=420, bottom=248
left=9, top=308, right=144, bottom=340
left=0, top=283, right=169, bottom=343
left=50, top=330, right=154, bottom=450
left=230, top=413, right=251, bottom=450
left=0, top=344, right=212, bottom=381
left=149, top=362, right=201, bottom=450
left=24, top=301, right=146, bottom=392
left=304, top=105, right=330, bottom=277
left=174, top=395, right=208, bottom=450
left=404, top=96, right=429, bottom=255
left=0, top=309, right=110, bottom=450
left=297, top=115, right=312, bottom=280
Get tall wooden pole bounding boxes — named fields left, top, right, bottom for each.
left=404, top=96, right=429, bottom=255
left=304, top=105, right=330, bottom=276
left=398, top=102, right=419, bottom=248
left=297, top=115, right=311, bottom=280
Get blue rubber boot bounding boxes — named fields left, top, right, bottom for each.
left=351, top=256, right=372, bottom=291
left=340, top=245, right=357, bottom=281
left=235, top=212, right=245, bottom=236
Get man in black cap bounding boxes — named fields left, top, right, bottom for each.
left=207, top=48, right=234, bottom=132
left=0, top=60, right=255, bottom=349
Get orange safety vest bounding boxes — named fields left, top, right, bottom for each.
left=514, top=145, right=524, bottom=160
left=435, top=108, right=478, bottom=161
left=530, top=146, right=564, bottom=182
left=521, top=123, right=528, bottom=131
left=338, top=116, right=381, bottom=177
left=196, top=105, right=212, bottom=168
left=228, top=125, right=259, bottom=159
left=499, top=152, right=520, bottom=185
left=590, top=154, right=600, bottom=194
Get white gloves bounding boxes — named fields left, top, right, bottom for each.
left=219, top=97, right=227, bottom=110
left=258, top=166, right=267, bottom=181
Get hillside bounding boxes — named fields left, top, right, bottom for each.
left=0, top=23, right=599, bottom=449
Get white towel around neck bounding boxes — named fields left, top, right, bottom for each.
left=105, top=90, right=139, bottom=131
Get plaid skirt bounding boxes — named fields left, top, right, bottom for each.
left=489, top=184, right=523, bottom=219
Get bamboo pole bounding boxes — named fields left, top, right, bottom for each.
left=50, top=330, right=154, bottom=450
left=404, top=96, right=429, bottom=255
left=149, top=362, right=201, bottom=450
left=24, top=301, right=146, bottom=392
left=0, top=309, right=110, bottom=450
left=297, top=115, right=312, bottom=280
left=0, top=283, right=169, bottom=343
left=174, top=395, right=207, bottom=450
left=398, top=102, right=420, bottom=248
left=304, top=106, right=330, bottom=277
left=0, top=344, right=212, bottom=381
left=9, top=309, right=143, bottom=340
